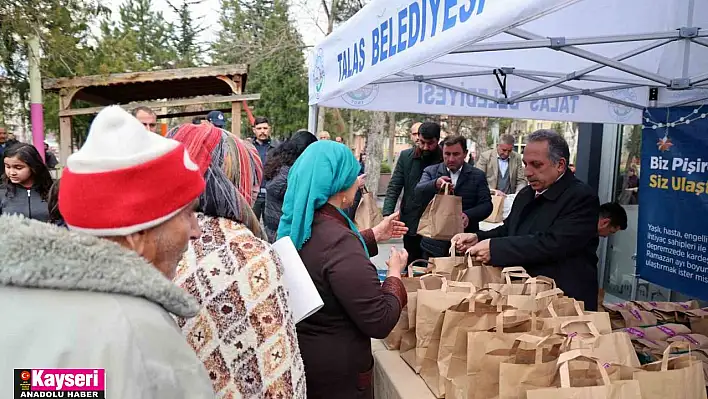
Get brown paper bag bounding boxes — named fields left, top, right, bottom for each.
left=413, top=278, right=475, bottom=373
left=484, top=195, right=505, bottom=223
left=540, top=298, right=612, bottom=335
left=417, top=182, right=463, bottom=240
left=466, top=311, right=548, bottom=399
left=527, top=350, right=643, bottom=399
left=633, top=342, right=708, bottom=399
left=444, top=303, right=534, bottom=399
left=507, top=287, right=571, bottom=313
left=487, top=268, right=556, bottom=296
left=498, top=334, right=564, bottom=399
left=383, top=264, right=433, bottom=350
left=353, top=186, right=384, bottom=230
left=400, top=274, right=447, bottom=366
left=429, top=246, right=466, bottom=280
left=561, top=320, right=641, bottom=367
left=667, top=333, right=708, bottom=349
left=642, top=323, right=692, bottom=341
left=456, top=255, right=504, bottom=288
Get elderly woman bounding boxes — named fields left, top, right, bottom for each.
left=169, top=124, right=306, bottom=398
left=278, top=140, right=409, bottom=399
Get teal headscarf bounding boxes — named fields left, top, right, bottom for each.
left=277, top=140, right=369, bottom=257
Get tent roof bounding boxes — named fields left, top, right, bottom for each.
left=308, top=0, right=708, bottom=124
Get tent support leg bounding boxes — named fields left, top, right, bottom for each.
left=307, top=105, right=319, bottom=134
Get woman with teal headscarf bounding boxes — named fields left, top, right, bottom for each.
left=277, top=140, right=409, bottom=399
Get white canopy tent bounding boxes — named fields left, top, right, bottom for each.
left=307, top=0, right=708, bottom=129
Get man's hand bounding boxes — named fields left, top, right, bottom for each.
left=466, top=239, right=491, bottom=263
left=492, top=189, right=506, bottom=197
left=461, top=213, right=469, bottom=229
left=372, top=211, right=408, bottom=242
left=435, top=176, right=452, bottom=190
left=451, top=233, right=478, bottom=253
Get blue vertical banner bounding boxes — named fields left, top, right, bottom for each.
left=637, top=106, right=708, bottom=300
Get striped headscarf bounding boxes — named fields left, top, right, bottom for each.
left=168, top=124, right=265, bottom=239
left=223, top=132, right=263, bottom=206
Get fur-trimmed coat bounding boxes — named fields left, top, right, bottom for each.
left=0, top=215, right=214, bottom=399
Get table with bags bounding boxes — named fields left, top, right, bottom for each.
left=373, top=254, right=708, bottom=399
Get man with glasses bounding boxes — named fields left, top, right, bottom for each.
left=131, top=106, right=158, bottom=133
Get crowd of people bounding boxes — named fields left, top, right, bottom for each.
left=0, top=106, right=631, bottom=398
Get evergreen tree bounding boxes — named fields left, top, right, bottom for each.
left=95, top=0, right=178, bottom=72
left=169, top=0, right=205, bottom=68
left=212, top=0, right=308, bottom=137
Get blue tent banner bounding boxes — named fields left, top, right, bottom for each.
left=637, top=106, right=708, bottom=300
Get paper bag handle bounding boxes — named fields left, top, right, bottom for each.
left=501, top=266, right=528, bottom=275
left=560, top=320, right=601, bottom=338
left=512, top=333, right=562, bottom=364
left=419, top=273, right=447, bottom=290
left=406, top=259, right=431, bottom=278
left=661, top=341, right=692, bottom=371
left=535, top=288, right=564, bottom=300
left=360, top=186, right=369, bottom=194
left=495, top=309, right=535, bottom=334
left=441, top=181, right=452, bottom=195
left=546, top=297, right=584, bottom=318
left=467, top=288, right=503, bottom=312
left=519, top=277, right=556, bottom=296
left=558, top=350, right=611, bottom=388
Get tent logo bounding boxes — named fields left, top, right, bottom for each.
left=312, top=48, right=326, bottom=98
left=607, top=88, right=638, bottom=122
left=342, top=84, right=380, bottom=106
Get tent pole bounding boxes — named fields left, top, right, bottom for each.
left=374, top=70, right=494, bottom=85
left=691, top=71, right=708, bottom=85
left=665, top=94, right=708, bottom=108
left=451, top=30, right=692, bottom=54
left=516, top=74, right=644, bottom=109
left=508, top=39, right=675, bottom=102
left=691, top=38, right=708, bottom=49
left=508, top=28, right=672, bottom=86
left=682, top=0, right=696, bottom=79
left=510, top=84, right=644, bottom=104
left=307, top=105, right=318, bottom=134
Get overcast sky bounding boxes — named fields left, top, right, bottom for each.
left=102, top=0, right=328, bottom=49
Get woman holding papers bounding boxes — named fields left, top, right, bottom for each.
left=169, top=124, right=307, bottom=398
left=277, top=140, right=409, bottom=399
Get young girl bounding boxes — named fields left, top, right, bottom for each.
left=1, top=143, right=54, bottom=222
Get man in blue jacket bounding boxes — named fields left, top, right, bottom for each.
left=416, top=135, right=493, bottom=258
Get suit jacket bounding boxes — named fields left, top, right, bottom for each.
left=382, top=147, right=444, bottom=234
left=416, top=163, right=493, bottom=257
left=476, top=149, right=526, bottom=193
left=477, top=172, right=600, bottom=310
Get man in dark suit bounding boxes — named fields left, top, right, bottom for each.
left=382, top=122, right=443, bottom=264
left=416, top=135, right=493, bottom=258
left=453, top=129, right=600, bottom=310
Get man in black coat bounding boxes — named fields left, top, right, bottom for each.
left=382, top=122, right=443, bottom=264
left=454, top=130, right=600, bottom=310
left=416, top=135, right=493, bottom=258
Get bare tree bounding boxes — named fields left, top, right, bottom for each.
left=387, top=112, right=396, bottom=164
left=364, top=111, right=386, bottom=197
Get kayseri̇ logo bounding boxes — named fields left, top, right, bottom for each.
left=342, top=84, right=380, bottom=107
left=312, top=48, right=325, bottom=99
left=607, top=88, right=639, bottom=122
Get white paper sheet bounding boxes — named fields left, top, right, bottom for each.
left=503, top=194, right=517, bottom=220
left=271, top=236, right=324, bottom=324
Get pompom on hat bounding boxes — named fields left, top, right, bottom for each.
left=59, top=106, right=206, bottom=236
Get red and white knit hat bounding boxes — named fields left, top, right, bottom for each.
left=59, top=106, right=205, bottom=236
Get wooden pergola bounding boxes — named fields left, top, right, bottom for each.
left=42, top=64, right=260, bottom=165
